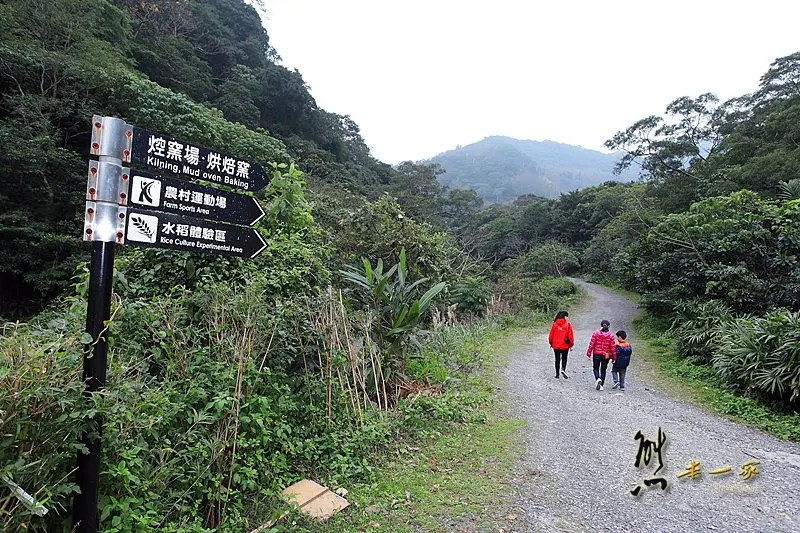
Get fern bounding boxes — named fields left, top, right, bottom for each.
left=713, top=310, right=800, bottom=405
left=778, top=178, right=800, bottom=201
left=670, top=299, right=734, bottom=363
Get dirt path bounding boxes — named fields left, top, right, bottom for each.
left=503, top=280, right=800, bottom=533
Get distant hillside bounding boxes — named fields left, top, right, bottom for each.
left=428, top=136, right=638, bottom=202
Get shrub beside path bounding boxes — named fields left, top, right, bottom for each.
left=504, top=280, right=800, bottom=532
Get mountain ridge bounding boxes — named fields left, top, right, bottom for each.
left=427, top=136, right=638, bottom=202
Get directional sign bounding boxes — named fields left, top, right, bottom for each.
left=124, top=208, right=267, bottom=258
left=129, top=170, right=265, bottom=226
left=78, top=115, right=270, bottom=531
left=129, top=126, right=268, bottom=192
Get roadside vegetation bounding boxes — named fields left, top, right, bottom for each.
left=1, top=242, right=578, bottom=530
left=290, top=322, right=534, bottom=532
left=635, top=315, right=800, bottom=442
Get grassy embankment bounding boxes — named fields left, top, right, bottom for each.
left=287, top=324, right=525, bottom=532
left=285, top=295, right=582, bottom=532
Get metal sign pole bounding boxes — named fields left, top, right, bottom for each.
left=73, top=116, right=129, bottom=532
left=73, top=240, right=115, bottom=532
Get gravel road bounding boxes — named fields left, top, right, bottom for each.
left=503, top=280, right=800, bottom=533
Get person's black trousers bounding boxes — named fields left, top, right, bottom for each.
left=592, top=355, right=609, bottom=384
left=554, top=349, right=568, bottom=377
left=613, top=365, right=628, bottom=389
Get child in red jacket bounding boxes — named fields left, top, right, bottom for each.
left=586, top=319, right=614, bottom=390
left=548, top=310, right=574, bottom=379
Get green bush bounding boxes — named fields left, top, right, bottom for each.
left=522, top=277, right=577, bottom=314
left=522, top=284, right=558, bottom=313
left=324, top=195, right=461, bottom=284
left=517, top=242, right=580, bottom=280
left=670, top=299, right=736, bottom=363
left=448, top=277, right=492, bottom=318
left=534, top=276, right=577, bottom=297
left=340, top=248, right=447, bottom=385
left=713, top=309, right=800, bottom=405
left=0, top=305, right=87, bottom=529
left=627, top=191, right=800, bottom=315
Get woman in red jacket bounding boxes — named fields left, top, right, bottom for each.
left=548, top=310, right=575, bottom=379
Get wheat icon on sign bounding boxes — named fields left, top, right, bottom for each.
left=131, top=216, right=154, bottom=239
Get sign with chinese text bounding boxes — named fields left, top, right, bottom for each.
left=124, top=208, right=266, bottom=258
left=129, top=126, right=268, bottom=192
left=129, top=170, right=265, bottom=226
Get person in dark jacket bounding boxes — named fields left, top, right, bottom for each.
left=586, top=319, right=614, bottom=390
left=611, top=330, right=632, bottom=391
left=548, top=310, right=574, bottom=379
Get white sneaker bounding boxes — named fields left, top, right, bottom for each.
left=595, top=378, right=602, bottom=390
left=561, top=370, right=569, bottom=379
left=599, top=384, right=604, bottom=391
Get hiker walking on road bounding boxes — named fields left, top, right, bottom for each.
left=612, top=330, right=632, bottom=391
left=586, top=319, right=615, bottom=390
left=548, top=310, right=574, bottom=379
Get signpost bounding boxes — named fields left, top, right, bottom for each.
left=122, top=207, right=267, bottom=258
left=73, top=116, right=270, bottom=532
left=126, top=125, right=268, bottom=192
left=90, top=165, right=267, bottom=226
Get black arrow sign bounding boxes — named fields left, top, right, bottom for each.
left=129, top=126, right=268, bottom=192
left=128, top=170, right=265, bottom=226
left=124, top=208, right=267, bottom=258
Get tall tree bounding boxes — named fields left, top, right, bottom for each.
left=706, top=53, right=800, bottom=197
left=605, top=93, right=728, bottom=211
left=386, top=162, right=446, bottom=224
left=441, top=187, right=484, bottom=233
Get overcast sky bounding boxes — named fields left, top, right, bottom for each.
left=261, top=1, right=800, bottom=163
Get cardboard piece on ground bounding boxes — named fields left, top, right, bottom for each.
left=282, top=479, right=349, bottom=520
